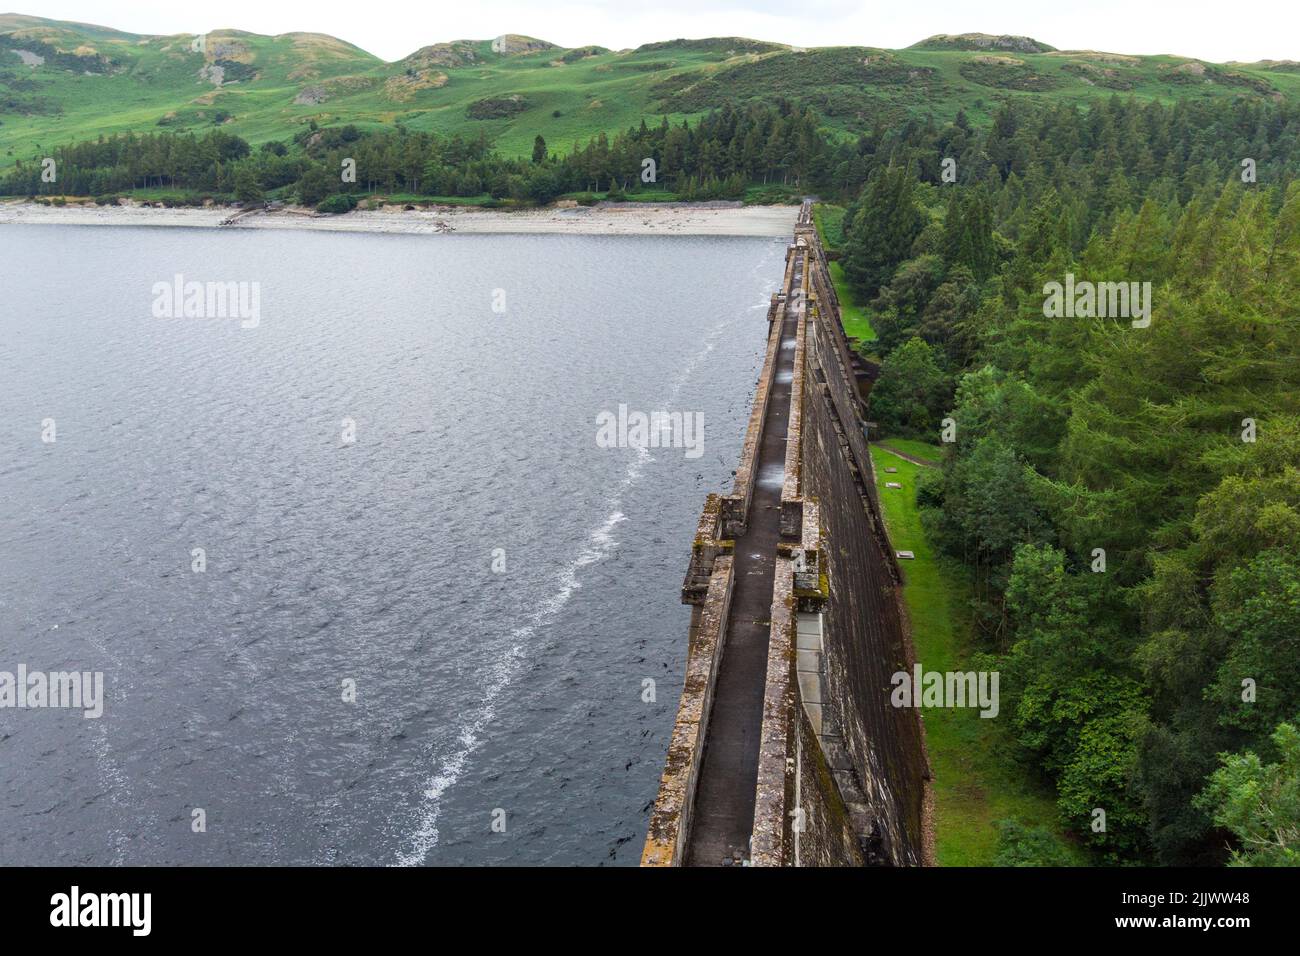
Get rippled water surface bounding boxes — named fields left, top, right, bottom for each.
left=0, top=224, right=783, bottom=865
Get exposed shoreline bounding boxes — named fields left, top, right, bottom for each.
left=0, top=199, right=800, bottom=238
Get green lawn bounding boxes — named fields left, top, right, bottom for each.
left=810, top=206, right=876, bottom=343
left=876, top=437, right=945, bottom=464
left=871, top=445, right=1081, bottom=866
left=366, top=192, right=500, bottom=206
left=829, top=261, right=876, bottom=343
left=621, top=189, right=679, bottom=202
left=812, top=203, right=846, bottom=248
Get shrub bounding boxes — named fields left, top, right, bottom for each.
left=465, top=95, right=529, bottom=120
left=316, top=193, right=358, bottom=214
left=992, top=820, right=1075, bottom=866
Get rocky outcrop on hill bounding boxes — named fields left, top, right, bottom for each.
left=911, top=33, right=1055, bottom=54
left=402, top=42, right=480, bottom=69
left=490, top=34, right=556, bottom=55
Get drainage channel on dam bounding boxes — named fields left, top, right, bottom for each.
left=684, top=251, right=805, bottom=867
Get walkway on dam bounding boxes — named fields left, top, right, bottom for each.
left=684, top=245, right=805, bottom=866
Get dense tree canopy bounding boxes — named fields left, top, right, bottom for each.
left=1, top=100, right=832, bottom=207
left=849, top=94, right=1300, bottom=864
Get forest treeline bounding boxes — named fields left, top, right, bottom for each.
left=0, top=100, right=832, bottom=206
left=838, top=95, right=1300, bottom=866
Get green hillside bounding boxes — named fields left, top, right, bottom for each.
left=3, top=15, right=1300, bottom=168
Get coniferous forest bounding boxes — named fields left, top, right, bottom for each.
left=834, top=96, right=1300, bottom=866
left=0, top=101, right=828, bottom=206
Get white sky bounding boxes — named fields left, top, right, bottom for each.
left=25, top=0, right=1300, bottom=63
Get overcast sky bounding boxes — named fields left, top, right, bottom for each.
left=28, top=1, right=1300, bottom=63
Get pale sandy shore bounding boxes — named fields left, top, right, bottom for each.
left=0, top=200, right=799, bottom=238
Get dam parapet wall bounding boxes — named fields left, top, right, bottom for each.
left=644, top=201, right=928, bottom=867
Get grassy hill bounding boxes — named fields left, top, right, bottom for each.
left=3, top=14, right=1299, bottom=167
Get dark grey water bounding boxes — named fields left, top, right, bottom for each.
left=0, top=224, right=783, bottom=865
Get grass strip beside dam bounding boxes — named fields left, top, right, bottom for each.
left=869, top=445, right=1079, bottom=866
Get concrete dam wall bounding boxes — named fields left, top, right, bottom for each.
left=642, top=202, right=930, bottom=867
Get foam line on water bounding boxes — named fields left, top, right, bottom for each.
left=392, top=243, right=783, bottom=866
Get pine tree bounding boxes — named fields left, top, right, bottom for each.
left=842, top=164, right=924, bottom=300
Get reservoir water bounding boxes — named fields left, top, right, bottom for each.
left=0, top=224, right=784, bottom=865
